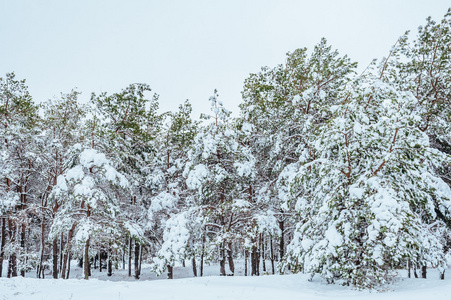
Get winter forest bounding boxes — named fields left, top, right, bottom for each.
left=1, top=9, right=451, bottom=291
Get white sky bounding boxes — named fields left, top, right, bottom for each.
left=1, top=0, right=450, bottom=119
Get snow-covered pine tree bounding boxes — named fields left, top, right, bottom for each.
left=91, top=83, right=162, bottom=278
left=384, top=9, right=451, bottom=278
left=183, top=91, right=255, bottom=276
left=149, top=100, right=199, bottom=279
left=240, top=39, right=357, bottom=269
left=283, top=72, right=451, bottom=288
left=37, top=90, right=86, bottom=279
left=49, top=145, right=129, bottom=280
left=0, top=73, right=39, bottom=277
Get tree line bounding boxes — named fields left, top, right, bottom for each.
left=1, top=9, right=451, bottom=288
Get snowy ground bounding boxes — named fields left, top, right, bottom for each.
left=1, top=261, right=451, bottom=300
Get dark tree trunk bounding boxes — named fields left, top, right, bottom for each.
left=192, top=257, right=197, bottom=277
left=414, top=266, right=418, bottom=278
left=167, top=265, right=173, bottom=279
left=219, top=243, right=226, bottom=276
left=270, top=238, right=275, bottom=275
left=122, top=245, right=125, bottom=270
left=200, top=234, right=205, bottom=277
left=37, top=215, right=45, bottom=279
left=84, top=237, right=90, bottom=280
left=66, top=252, right=72, bottom=279
left=0, top=218, right=6, bottom=277
left=52, top=238, right=58, bottom=279
left=8, top=218, right=17, bottom=278
left=128, top=238, right=132, bottom=277
left=61, top=224, right=75, bottom=279
left=227, top=242, right=234, bottom=275
left=58, top=232, right=63, bottom=277
left=7, top=258, right=11, bottom=278
left=256, top=243, right=260, bottom=276
left=12, top=256, right=17, bottom=277
left=134, top=242, right=140, bottom=279
left=251, top=245, right=257, bottom=276
left=61, top=253, right=69, bottom=279
left=261, top=234, right=266, bottom=273
left=200, top=255, right=204, bottom=277
left=279, top=220, right=284, bottom=260
left=99, top=250, right=103, bottom=272
left=441, top=270, right=445, bottom=280
left=407, top=259, right=411, bottom=278
left=107, top=247, right=113, bottom=277
left=18, top=185, right=26, bottom=277
left=422, top=265, right=427, bottom=279
left=244, top=249, right=248, bottom=276
left=139, top=245, right=143, bottom=275
left=8, top=253, right=17, bottom=278
left=95, top=250, right=99, bottom=270
left=20, top=223, right=26, bottom=277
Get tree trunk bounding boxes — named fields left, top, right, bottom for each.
left=219, top=243, right=226, bottom=276
left=0, top=218, right=6, bottom=277
left=279, top=220, right=284, bottom=261
left=440, top=270, right=445, bottom=280
left=95, top=250, right=99, bottom=270
left=66, top=252, right=71, bottom=279
left=84, top=237, right=90, bottom=280
left=20, top=223, right=26, bottom=277
left=7, top=258, right=11, bottom=278
left=227, top=242, right=234, bottom=275
left=128, top=238, right=132, bottom=277
left=52, top=238, right=58, bottom=279
left=58, top=232, right=63, bottom=277
left=8, top=218, right=17, bottom=277
left=200, top=234, right=205, bottom=277
left=422, top=265, right=427, bottom=279
left=192, top=257, right=197, bottom=277
left=12, top=256, right=17, bottom=277
left=261, top=234, right=266, bottom=273
left=37, top=215, right=45, bottom=279
left=18, top=185, right=27, bottom=277
left=251, top=245, right=257, bottom=276
left=244, top=249, right=248, bottom=276
left=100, top=250, right=103, bottom=272
left=107, top=247, right=113, bottom=277
left=256, top=242, right=260, bottom=276
left=122, top=245, right=125, bottom=270
left=139, top=246, right=143, bottom=275
left=134, top=242, right=140, bottom=279
left=414, top=266, right=418, bottom=278
left=62, top=224, right=76, bottom=279
left=61, top=253, right=69, bottom=279
left=270, top=238, right=275, bottom=275
left=407, top=259, right=411, bottom=279
left=167, top=265, right=173, bottom=279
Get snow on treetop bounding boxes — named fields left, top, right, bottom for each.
left=79, top=148, right=109, bottom=168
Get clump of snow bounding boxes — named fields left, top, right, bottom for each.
left=148, top=192, right=178, bottom=222
left=186, top=164, right=209, bottom=191
left=325, top=225, right=343, bottom=248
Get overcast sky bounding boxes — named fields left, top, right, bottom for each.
left=1, top=0, right=450, bottom=119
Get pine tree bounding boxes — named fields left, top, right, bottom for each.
left=91, top=83, right=162, bottom=278
left=49, top=145, right=129, bottom=279
left=0, top=73, right=39, bottom=277
left=37, top=90, right=86, bottom=279
left=240, top=39, right=357, bottom=268
left=284, top=73, right=451, bottom=288
left=149, top=100, right=199, bottom=278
